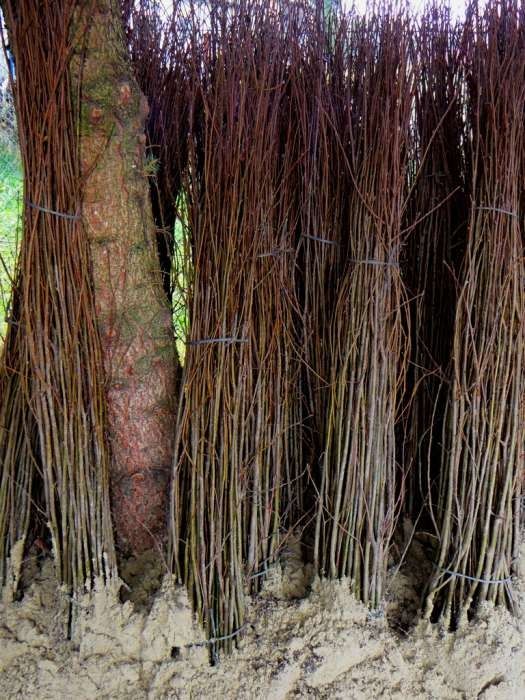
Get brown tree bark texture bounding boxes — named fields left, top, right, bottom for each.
left=78, top=0, right=176, bottom=554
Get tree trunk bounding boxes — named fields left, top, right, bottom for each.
left=78, top=0, right=176, bottom=555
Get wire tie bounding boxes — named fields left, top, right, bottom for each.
left=349, top=258, right=400, bottom=269
left=477, top=206, right=517, bottom=218
left=257, top=247, right=294, bottom=258
left=26, top=200, right=81, bottom=221
left=438, top=565, right=512, bottom=585
left=249, top=569, right=269, bottom=579
left=302, top=233, right=338, bottom=245
left=249, top=558, right=275, bottom=579
left=187, top=337, right=248, bottom=346
left=183, top=624, right=247, bottom=648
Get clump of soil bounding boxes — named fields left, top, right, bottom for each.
left=0, top=539, right=523, bottom=699
left=118, top=549, right=166, bottom=611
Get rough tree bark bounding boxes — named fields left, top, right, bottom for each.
left=77, top=0, right=177, bottom=554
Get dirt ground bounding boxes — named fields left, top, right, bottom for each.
left=1, top=534, right=524, bottom=699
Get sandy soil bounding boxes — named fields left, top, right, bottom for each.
left=1, top=535, right=524, bottom=699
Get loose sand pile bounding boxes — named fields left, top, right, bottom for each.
left=1, top=536, right=524, bottom=699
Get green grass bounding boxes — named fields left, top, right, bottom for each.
left=0, top=139, right=22, bottom=343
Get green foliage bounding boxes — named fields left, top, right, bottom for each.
left=0, top=140, right=22, bottom=343
left=172, top=202, right=190, bottom=364
left=0, top=135, right=188, bottom=358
